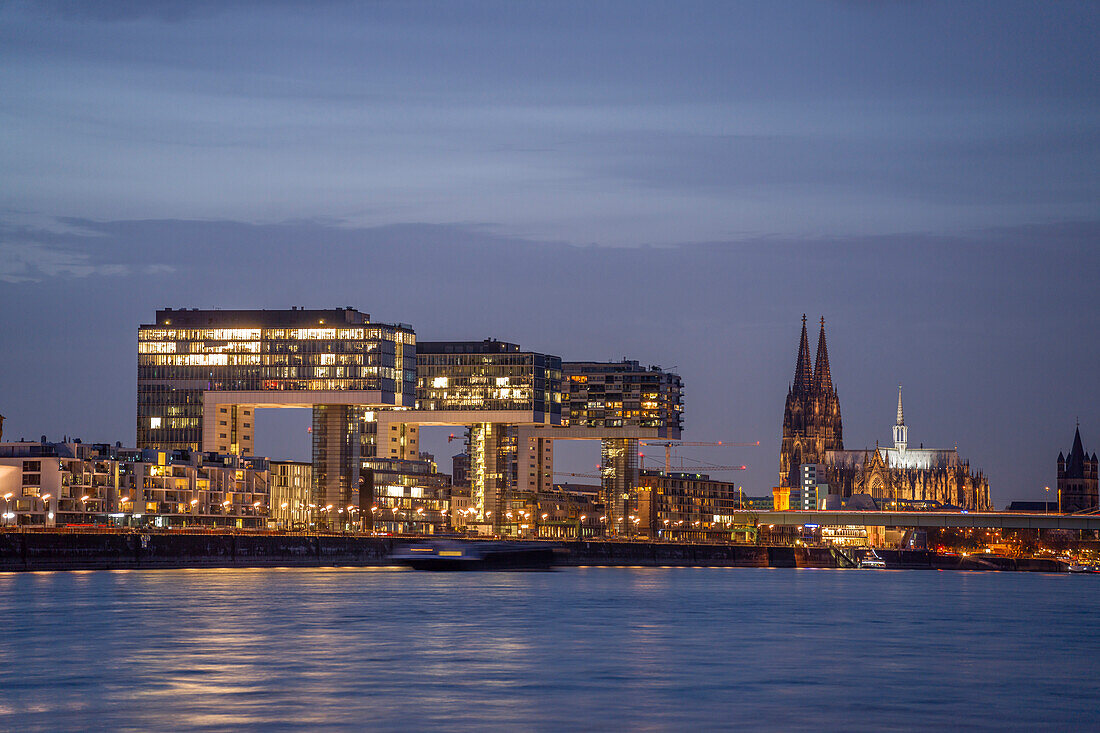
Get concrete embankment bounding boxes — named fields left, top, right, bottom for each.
left=871, top=548, right=1067, bottom=572
left=554, top=542, right=838, bottom=568
left=0, top=532, right=395, bottom=572
left=0, top=533, right=1068, bottom=572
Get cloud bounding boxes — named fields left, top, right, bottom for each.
left=18, top=0, right=238, bottom=23
left=0, top=239, right=172, bottom=283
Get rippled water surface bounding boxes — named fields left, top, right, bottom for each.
left=1, top=566, right=1098, bottom=731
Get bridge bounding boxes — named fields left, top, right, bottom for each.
left=731, top=510, right=1100, bottom=531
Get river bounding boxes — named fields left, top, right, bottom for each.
left=1, top=566, right=1097, bottom=731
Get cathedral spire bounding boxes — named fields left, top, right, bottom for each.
left=792, top=315, right=813, bottom=394
left=893, top=384, right=908, bottom=451
left=812, top=316, right=833, bottom=394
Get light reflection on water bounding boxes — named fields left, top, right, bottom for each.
left=1, top=567, right=1098, bottom=731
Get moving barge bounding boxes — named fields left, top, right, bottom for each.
left=391, top=540, right=555, bottom=570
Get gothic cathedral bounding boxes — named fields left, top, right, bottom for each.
left=779, top=316, right=842, bottom=488
left=779, top=316, right=992, bottom=510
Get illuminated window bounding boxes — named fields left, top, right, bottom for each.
left=149, top=417, right=162, bottom=429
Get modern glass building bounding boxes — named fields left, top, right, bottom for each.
left=410, top=340, right=562, bottom=533
left=415, top=339, right=562, bottom=421
left=562, top=360, right=683, bottom=433
left=557, top=360, right=684, bottom=533
left=137, top=308, right=416, bottom=510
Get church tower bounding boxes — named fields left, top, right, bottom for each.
left=1058, top=424, right=1098, bottom=513
left=893, top=385, right=908, bottom=452
left=779, top=316, right=843, bottom=488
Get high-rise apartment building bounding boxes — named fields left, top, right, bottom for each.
left=562, top=360, right=682, bottom=432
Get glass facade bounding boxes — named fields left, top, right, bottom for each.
left=562, top=360, right=683, bottom=435
left=137, top=308, right=416, bottom=451
left=269, top=460, right=311, bottom=529
left=415, top=340, right=562, bottom=420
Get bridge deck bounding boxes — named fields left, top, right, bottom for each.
left=733, top=511, right=1100, bottom=530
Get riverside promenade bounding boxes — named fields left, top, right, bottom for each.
left=0, top=530, right=1068, bottom=573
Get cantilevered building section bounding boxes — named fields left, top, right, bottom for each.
left=137, top=308, right=416, bottom=513
left=409, top=339, right=562, bottom=533
left=562, top=360, right=683, bottom=433
left=559, top=360, right=684, bottom=535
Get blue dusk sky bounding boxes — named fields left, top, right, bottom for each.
left=1, top=0, right=1098, bottom=504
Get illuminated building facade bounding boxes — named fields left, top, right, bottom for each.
left=136, top=311, right=685, bottom=538
left=0, top=440, right=118, bottom=526
left=561, top=360, right=683, bottom=533
left=0, top=439, right=269, bottom=528
left=823, top=386, right=991, bottom=511
left=408, top=340, right=562, bottom=534
left=562, top=360, right=683, bottom=432
left=635, top=470, right=740, bottom=541
left=269, top=460, right=311, bottom=529
left=779, top=316, right=843, bottom=489
left=137, top=307, right=416, bottom=512
left=535, top=483, right=603, bottom=539
left=793, top=463, right=826, bottom=510
left=362, top=455, right=450, bottom=533
left=1058, top=425, right=1098, bottom=513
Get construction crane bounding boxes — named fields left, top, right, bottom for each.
left=553, top=470, right=604, bottom=480
left=659, top=465, right=747, bottom=473
left=639, top=440, right=760, bottom=473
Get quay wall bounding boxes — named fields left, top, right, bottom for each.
left=0, top=533, right=1067, bottom=572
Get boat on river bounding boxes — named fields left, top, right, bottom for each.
left=391, top=540, right=555, bottom=571
left=859, top=549, right=887, bottom=569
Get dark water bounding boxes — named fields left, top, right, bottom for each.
left=1, top=567, right=1098, bottom=732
